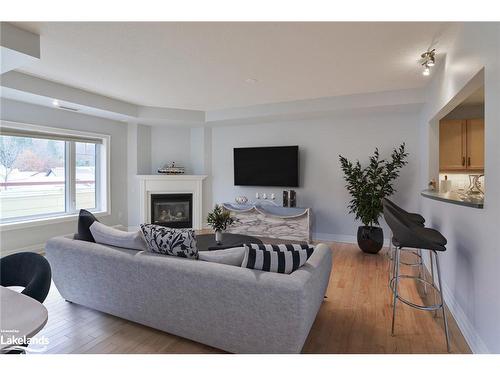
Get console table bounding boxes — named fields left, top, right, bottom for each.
left=222, top=203, right=311, bottom=242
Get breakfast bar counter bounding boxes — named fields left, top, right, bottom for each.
left=421, top=189, right=484, bottom=209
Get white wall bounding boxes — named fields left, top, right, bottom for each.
left=0, top=98, right=128, bottom=254
left=191, top=127, right=213, bottom=225
left=150, top=126, right=191, bottom=174
left=418, top=23, right=500, bottom=353
left=211, top=106, right=422, bottom=241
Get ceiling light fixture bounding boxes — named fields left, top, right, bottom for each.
left=245, top=78, right=258, bottom=84
left=52, top=99, right=59, bottom=106
left=420, top=49, right=436, bottom=76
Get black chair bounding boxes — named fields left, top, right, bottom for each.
left=383, top=199, right=428, bottom=290
left=383, top=203, right=450, bottom=352
left=0, top=252, right=51, bottom=303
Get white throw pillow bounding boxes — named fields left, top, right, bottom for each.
left=198, top=247, right=246, bottom=267
left=90, top=222, right=147, bottom=251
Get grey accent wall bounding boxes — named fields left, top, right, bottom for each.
left=0, top=98, right=128, bottom=253
left=211, top=107, right=421, bottom=241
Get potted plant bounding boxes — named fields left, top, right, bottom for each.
left=206, top=204, right=235, bottom=244
left=339, top=143, right=408, bottom=254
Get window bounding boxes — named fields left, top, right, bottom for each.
left=0, top=122, right=109, bottom=224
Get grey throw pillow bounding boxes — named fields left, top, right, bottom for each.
left=89, top=222, right=147, bottom=251
left=198, top=247, right=246, bottom=267
left=140, top=224, right=198, bottom=259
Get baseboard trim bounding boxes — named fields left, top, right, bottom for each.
left=1, top=243, right=45, bottom=257
left=313, top=233, right=357, bottom=243
left=313, top=232, right=391, bottom=246
left=422, top=258, right=490, bottom=354
left=441, top=280, right=490, bottom=354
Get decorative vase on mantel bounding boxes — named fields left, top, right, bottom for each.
left=215, top=230, right=223, bottom=245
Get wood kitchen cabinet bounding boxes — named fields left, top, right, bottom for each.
left=439, top=118, right=484, bottom=172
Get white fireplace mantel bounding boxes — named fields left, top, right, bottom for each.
left=137, top=175, right=207, bottom=230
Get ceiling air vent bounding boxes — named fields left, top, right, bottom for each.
left=58, top=105, right=79, bottom=112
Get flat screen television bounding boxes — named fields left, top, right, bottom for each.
left=233, top=146, right=299, bottom=187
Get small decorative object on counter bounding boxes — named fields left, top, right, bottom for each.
left=235, top=196, right=248, bottom=205
left=467, top=174, right=484, bottom=195
left=158, top=162, right=185, bottom=175
left=428, top=179, right=437, bottom=191
left=289, top=190, right=297, bottom=207
left=206, top=204, right=235, bottom=245
left=440, top=175, right=452, bottom=193
left=282, top=190, right=289, bottom=207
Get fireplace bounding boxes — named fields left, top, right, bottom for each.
left=150, top=193, right=193, bottom=228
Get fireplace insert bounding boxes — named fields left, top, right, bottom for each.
left=150, top=193, right=193, bottom=228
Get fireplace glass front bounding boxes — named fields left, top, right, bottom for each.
left=150, top=193, right=193, bottom=228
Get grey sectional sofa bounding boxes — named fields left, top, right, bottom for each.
left=45, top=235, right=333, bottom=353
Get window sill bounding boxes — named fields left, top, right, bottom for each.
left=0, top=210, right=111, bottom=232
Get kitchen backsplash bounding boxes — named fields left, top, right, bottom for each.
left=439, top=173, right=485, bottom=191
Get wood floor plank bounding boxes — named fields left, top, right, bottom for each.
left=32, top=240, right=471, bottom=354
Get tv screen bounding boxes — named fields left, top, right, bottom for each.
left=234, top=146, right=299, bottom=187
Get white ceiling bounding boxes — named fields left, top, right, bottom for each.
left=12, top=22, right=457, bottom=111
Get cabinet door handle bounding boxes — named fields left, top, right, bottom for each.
left=462, top=157, right=466, bottom=166
left=468, top=157, right=471, bottom=166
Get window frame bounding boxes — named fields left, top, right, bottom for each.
left=0, top=121, right=111, bottom=231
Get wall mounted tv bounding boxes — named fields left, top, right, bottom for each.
left=233, top=146, right=299, bottom=187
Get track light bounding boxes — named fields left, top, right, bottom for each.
left=420, top=49, right=436, bottom=76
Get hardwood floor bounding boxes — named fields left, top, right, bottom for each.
left=33, top=241, right=471, bottom=354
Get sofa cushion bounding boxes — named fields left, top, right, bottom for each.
left=74, top=209, right=99, bottom=242
left=198, top=247, right=246, bottom=267
left=241, top=243, right=315, bottom=274
left=140, top=224, right=198, bottom=259
left=90, top=222, right=147, bottom=251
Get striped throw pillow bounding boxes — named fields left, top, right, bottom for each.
left=241, top=243, right=315, bottom=274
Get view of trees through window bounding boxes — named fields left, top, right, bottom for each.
left=0, top=135, right=97, bottom=222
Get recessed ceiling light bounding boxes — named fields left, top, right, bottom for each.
left=52, top=99, right=59, bottom=106
left=245, top=78, right=258, bottom=84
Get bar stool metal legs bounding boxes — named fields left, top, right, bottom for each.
left=390, top=247, right=450, bottom=352
left=391, top=246, right=401, bottom=335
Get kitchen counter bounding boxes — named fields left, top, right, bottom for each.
left=421, top=189, right=484, bottom=209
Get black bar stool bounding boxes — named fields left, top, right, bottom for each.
left=382, top=201, right=450, bottom=352
left=384, top=199, right=428, bottom=291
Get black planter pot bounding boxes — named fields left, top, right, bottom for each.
left=357, top=226, right=384, bottom=254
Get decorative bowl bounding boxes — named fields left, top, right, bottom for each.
left=235, top=196, right=248, bottom=205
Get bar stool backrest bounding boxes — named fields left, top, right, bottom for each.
left=382, top=202, right=423, bottom=249
left=383, top=198, right=425, bottom=226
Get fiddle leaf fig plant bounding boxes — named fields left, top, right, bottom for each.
left=339, top=143, right=408, bottom=227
